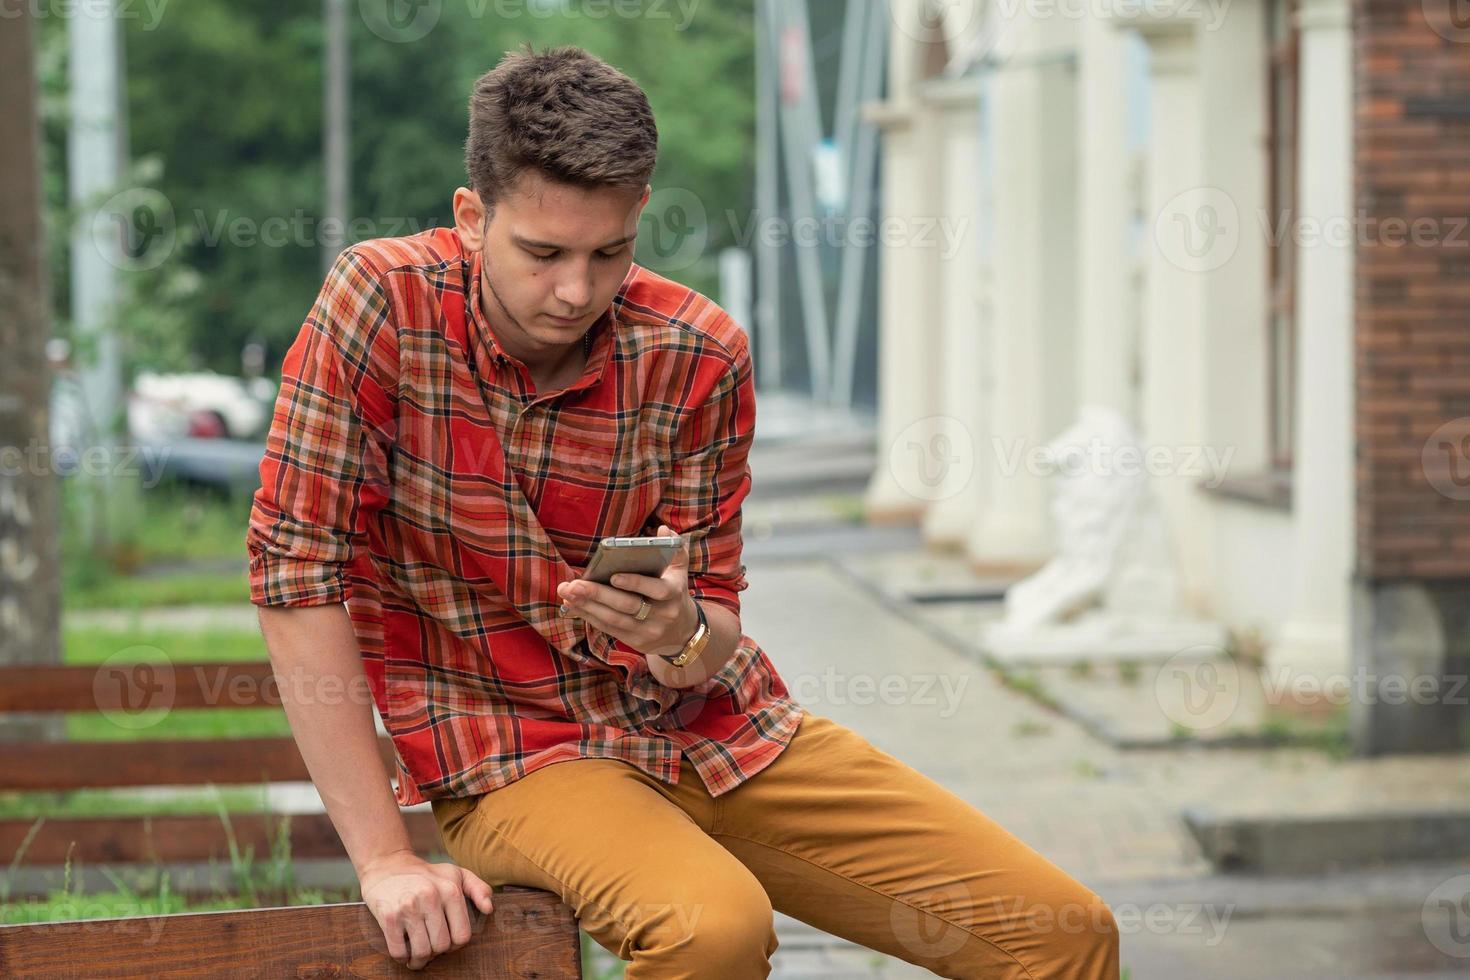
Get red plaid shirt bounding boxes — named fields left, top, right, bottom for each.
left=246, top=228, right=804, bottom=807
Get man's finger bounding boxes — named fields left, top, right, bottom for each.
left=420, top=892, right=454, bottom=956
left=379, top=909, right=409, bottom=964
left=404, top=913, right=433, bottom=970
left=570, top=597, right=631, bottom=637
left=585, top=581, right=654, bottom=615
left=657, top=525, right=689, bottom=568
left=460, top=869, right=496, bottom=914
left=605, top=572, right=670, bottom=600
left=441, top=883, right=473, bottom=947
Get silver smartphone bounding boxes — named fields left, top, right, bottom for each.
left=559, top=534, right=684, bottom=617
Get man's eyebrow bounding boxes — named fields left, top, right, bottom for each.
left=513, top=233, right=636, bottom=252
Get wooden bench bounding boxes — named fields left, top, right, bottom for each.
left=0, top=889, right=581, bottom=977
left=0, top=659, right=443, bottom=867
left=0, top=661, right=583, bottom=977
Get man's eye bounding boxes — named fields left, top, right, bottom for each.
left=530, top=251, right=558, bottom=264
left=596, top=248, right=627, bottom=261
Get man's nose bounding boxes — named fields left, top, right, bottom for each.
left=554, top=260, right=594, bottom=310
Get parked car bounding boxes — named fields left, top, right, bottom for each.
left=47, top=341, right=273, bottom=490
left=128, top=370, right=275, bottom=442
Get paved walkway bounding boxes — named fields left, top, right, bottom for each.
left=727, top=548, right=1470, bottom=978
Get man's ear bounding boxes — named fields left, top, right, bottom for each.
left=624, top=183, right=653, bottom=236
left=453, top=187, right=488, bottom=250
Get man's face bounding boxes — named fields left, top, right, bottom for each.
left=453, top=171, right=649, bottom=362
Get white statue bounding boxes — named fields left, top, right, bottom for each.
left=982, top=406, right=1225, bottom=663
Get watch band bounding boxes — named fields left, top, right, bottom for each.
left=662, top=601, right=708, bottom=667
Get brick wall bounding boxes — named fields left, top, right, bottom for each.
left=1353, top=0, right=1470, bottom=581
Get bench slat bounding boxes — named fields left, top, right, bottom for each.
left=0, top=809, right=445, bottom=867
left=0, top=890, right=582, bottom=978
left=0, top=662, right=283, bottom=714
left=0, top=736, right=399, bottom=790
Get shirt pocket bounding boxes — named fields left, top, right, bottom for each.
left=541, top=427, right=669, bottom=540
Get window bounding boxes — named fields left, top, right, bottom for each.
left=1266, top=0, right=1299, bottom=472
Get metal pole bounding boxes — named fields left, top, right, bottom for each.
left=772, top=0, right=833, bottom=402
left=324, top=0, right=351, bottom=273
left=754, top=0, right=783, bottom=390
left=68, top=0, right=125, bottom=555
left=832, top=0, right=869, bottom=195
left=832, top=4, right=887, bottom=410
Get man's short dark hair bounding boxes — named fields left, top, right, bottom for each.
left=466, top=44, right=659, bottom=207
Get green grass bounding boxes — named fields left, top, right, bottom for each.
left=1257, top=706, right=1352, bottom=759
left=582, top=933, right=628, bottom=979
left=1010, top=719, right=1053, bottom=738
left=0, top=787, right=272, bottom=821
left=1, top=802, right=358, bottom=924
left=65, top=707, right=290, bottom=742
left=60, top=477, right=253, bottom=608
left=129, top=490, right=254, bottom=567
left=64, top=570, right=250, bottom=611
left=62, top=624, right=266, bottom=666
left=994, top=668, right=1061, bottom=712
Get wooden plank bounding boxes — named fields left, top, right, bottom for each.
left=0, top=662, right=283, bottom=714
left=0, top=810, right=445, bottom=868
left=0, top=889, right=582, bottom=978
left=0, top=736, right=399, bottom=790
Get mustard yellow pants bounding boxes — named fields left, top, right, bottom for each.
left=431, top=711, right=1120, bottom=979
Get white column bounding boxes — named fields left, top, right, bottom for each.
left=964, top=19, right=1080, bottom=567
left=920, top=78, right=987, bottom=547
left=1133, top=22, right=1213, bottom=607
left=1076, top=15, right=1134, bottom=418
left=863, top=6, right=944, bottom=524
left=1273, top=0, right=1354, bottom=679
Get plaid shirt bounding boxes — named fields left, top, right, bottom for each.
left=246, top=228, right=804, bottom=807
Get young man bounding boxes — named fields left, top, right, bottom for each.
left=248, top=45, right=1118, bottom=978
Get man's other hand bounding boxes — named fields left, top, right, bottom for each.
left=358, top=848, right=496, bottom=971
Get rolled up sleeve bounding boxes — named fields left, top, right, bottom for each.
left=247, top=248, right=396, bottom=607
left=651, top=331, right=755, bottom=620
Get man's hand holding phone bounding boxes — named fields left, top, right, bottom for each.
left=556, top=524, right=699, bottom=665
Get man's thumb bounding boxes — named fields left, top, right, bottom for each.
left=460, top=868, right=495, bottom=914
left=659, top=524, right=689, bottom=565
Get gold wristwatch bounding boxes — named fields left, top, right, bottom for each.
left=662, top=601, right=709, bottom=667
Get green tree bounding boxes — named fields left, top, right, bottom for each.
left=40, top=0, right=755, bottom=378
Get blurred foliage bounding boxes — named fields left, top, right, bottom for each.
left=37, top=0, right=756, bottom=377
left=59, top=474, right=253, bottom=603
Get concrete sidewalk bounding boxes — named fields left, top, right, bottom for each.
left=733, top=507, right=1470, bottom=977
